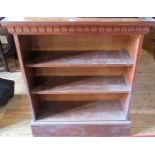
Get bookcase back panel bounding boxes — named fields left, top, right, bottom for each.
left=26, top=35, right=131, bottom=51
left=31, top=67, right=126, bottom=76
left=35, top=93, right=125, bottom=101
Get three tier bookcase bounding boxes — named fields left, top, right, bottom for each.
left=1, top=18, right=154, bottom=136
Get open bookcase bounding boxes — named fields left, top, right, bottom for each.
left=1, top=18, right=154, bottom=136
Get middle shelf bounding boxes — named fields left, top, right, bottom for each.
left=31, top=76, right=131, bottom=95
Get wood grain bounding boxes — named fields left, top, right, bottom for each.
left=13, top=35, right=38, bottom=120
left=36, top=93, right=124, bottom=101
left=31, top=76, right=131, bottom=95
left=37, top=100, right=125, bottom=122
left=26, top=50, right=134, bottom=67
left=32, top=67, right=126, bottom=76
left=31, top=121, right=131, bottom=137
left=1, top=18, right=154, bottom=35
left=1, top=18, right=153, bottom=136
left=28, top=35, right=130, bottom=51
left=0, top=50, right=155, bottom=136
left=2, top=17, right=155, bottom=24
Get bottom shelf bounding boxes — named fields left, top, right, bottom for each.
left=32, top=100, right=130, bottom=136
left=37, top=100, right=126, bottom=122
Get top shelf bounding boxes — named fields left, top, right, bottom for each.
left=26, top=50, right=134, bottom=68
left=1, top=17, right=155, bottom=26
left=1, top=17, right=154, bottom=35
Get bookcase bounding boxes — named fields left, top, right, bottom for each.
left=1, top=18, right=154, bottom=136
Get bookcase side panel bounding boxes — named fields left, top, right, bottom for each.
left=122, top=34, right=144, bottom=117
left=13, top=35, right=38, bottom=120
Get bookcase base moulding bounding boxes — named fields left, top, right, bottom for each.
left=1, top=18, right=154, bottom=136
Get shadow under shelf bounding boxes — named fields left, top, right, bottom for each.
left=31, top=76, right=131, bottom=95
left=36, top=100, right=126, bottom=122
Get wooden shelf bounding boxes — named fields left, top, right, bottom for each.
left=31, top=76, right=131, bottom=94
left=26, top=50, right=134, bottom=67
left=37, top=100, right=126, bottom=122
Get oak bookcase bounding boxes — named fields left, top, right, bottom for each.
left=1, top=18, right=154, bottom=136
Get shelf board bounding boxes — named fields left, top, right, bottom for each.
left=37, top=100, right=126, bottom=122
left=31, top=76, right=131, bottom=94
left=26, top=50, right=134, bottom=67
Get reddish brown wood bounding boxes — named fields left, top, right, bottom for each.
left=31, top=76, right=131, bottom=95
left=13, top=35, right=38, bottom=120
left=26, top=50, right=134, bottom=67
left=1, top=18, right=154, bottom=35
left=31, top=121, right=131, bottom=137
left=126, top=35, right=144, bottom=116
left=1, top=18, right=154, bottom=137
left=31, top=67, right=126, bottom=76
left=28, top=35, right=131, bottom=51
left=37, top=100, right=125, bottom=121
left=36, top=93, right=124, bottom=101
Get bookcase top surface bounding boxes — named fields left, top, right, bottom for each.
left=1, top=17, right=155, bottom=26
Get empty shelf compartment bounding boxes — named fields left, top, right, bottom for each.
left=26, top=50, right=134, bottom=67
left=31, top=76, right=131, bottom=94
left=37, top=100, right=126, bottom=122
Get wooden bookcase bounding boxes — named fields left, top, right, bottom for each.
left=1, top=18, right=154, bottom=136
